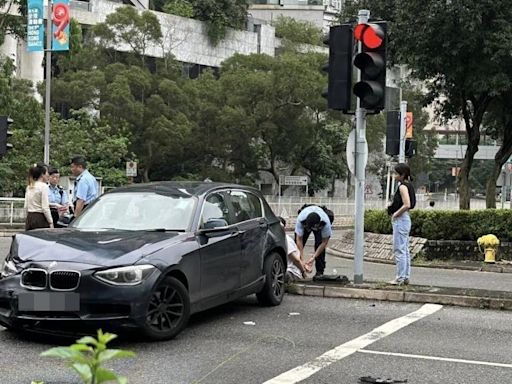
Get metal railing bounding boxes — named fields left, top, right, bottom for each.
left=0, top=198, right=26, bottom=226
left=265, top=195, right=489, bottom=218
left=0, top=195, right=492, bottom=226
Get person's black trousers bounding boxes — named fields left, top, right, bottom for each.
left=301, top=229, right=326, bottom=275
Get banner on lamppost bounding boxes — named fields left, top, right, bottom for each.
left=27, top=0, right=44, bottom=52
left=405, top=111, right=414, bottom=139
left=51, top=0, right=70, bottom=51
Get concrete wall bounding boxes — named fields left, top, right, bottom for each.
left=435, top=144, right=499, bottom=160
left=71, top=0, right=276, bottom=67
left=1, top=0, right=277, bottom=86
left=249, top=5, right=326, bottom=30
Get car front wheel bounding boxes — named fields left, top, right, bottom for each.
left=141, top=276, right=190, bottom=341
left=256, top=252, right=285, bottom=306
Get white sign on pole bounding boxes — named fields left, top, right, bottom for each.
left=279, top=175, right=308, bottom=186
left=346, top=129, right=368, bottom=175
left=126, top=161, right=137, bottom=177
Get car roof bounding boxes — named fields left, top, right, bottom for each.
left=107, top=181, right=260, bottom=197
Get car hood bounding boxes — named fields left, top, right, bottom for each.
left=11, top=228, right=186, bottom=267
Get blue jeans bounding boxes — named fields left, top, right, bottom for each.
left=392, top=212, right=411, bottom=281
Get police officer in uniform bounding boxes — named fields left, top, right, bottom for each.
left=48, top=167, right=70, bottom=227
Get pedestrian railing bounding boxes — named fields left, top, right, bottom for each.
left=0, top=195, right=491, bottom=227
left=0, top=198, right=26, bottom=226
left=265, top=195, right=488, bottom=218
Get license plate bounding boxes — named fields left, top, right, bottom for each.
left=18, top=292, right=80, bottom=312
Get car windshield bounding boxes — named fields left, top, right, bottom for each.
left=71, top=192, right=196, bottom=231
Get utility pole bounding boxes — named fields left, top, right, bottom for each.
left=353, top=9, right=370, bottom=284
left=399, top=101, right=407, bottom=163
left=44, top=0, right=52, bottom=165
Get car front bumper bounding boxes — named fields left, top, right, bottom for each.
left=0, top=265, right=161, bottom=332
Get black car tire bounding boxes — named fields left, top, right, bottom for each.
left=256, top=252, right=285, bottom=306
left=141, top=276, right=190, bottom=341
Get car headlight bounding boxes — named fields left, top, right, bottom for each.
left=0, top=257, right=18, bottom=279
left=94, top=265, right=156, bottom=286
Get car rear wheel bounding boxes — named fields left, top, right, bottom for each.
left=141, top=276, right=190, bottom=341
left=256, top=252, right=285, bottom=306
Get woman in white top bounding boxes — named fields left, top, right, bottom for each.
left=24, top=163, right=53, bottom=230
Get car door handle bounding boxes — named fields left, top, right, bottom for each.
left=259, top=220, right=268, bottom=229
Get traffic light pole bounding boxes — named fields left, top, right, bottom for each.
left=353, top=9, right=370, bottom=285
left=399, top=101, right=407, bottom=163
left=44, top=0, right=52, bottom=165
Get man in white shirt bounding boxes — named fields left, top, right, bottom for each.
left=279, top=217, right=309, bottom=282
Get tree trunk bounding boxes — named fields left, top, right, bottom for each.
left=485, top=163, right=501, bottom=208
left=485, top=121, right=512, bottom=208
left=458, top=96, right=491, bottom=210
left=458, top=142, right=478, bottom=210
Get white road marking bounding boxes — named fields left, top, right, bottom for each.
left=264, top=304, right=443, bottom=384
left=359, top=349, right=512, bottom=369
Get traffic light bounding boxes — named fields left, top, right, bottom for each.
left=322, top=24, right=353, bottom=112
left=0, top=116, right=14, bottom=157
left=353, top=22, right=387, bottom=111
left=386, top=111, right=400, bottom=156
left=405, top=139, right=415, bottom=158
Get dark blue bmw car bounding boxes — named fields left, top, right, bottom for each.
left=0, top=182, right=287, bottom=340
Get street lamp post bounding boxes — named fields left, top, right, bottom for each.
left=44, top=0, right=52, bottom=165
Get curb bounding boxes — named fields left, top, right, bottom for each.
left=326, top=247, right=512, bottom=274
left=288, top=283, right=512, bottom=311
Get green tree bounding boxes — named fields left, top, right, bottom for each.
left=50, top=110, right=132, bottom=186
left=162, top=0, right=194, bottom=17
left=392, top=0, right=512, bottom=210
left=482, top=94, right=512, bottom=207
left=0, top=0, right=26, bottom=45
left=273, top=16, right=323, bottom=47
left=93, top=6, right=163, bottom=66
left=402, top=85, right=438, bottom=180
left=190, top=0, right=248, bottom=45
left=218, top=52, right=328, bottom=188
left=0, top=57, right=44, bottom=195
left=341, top=0, right=512, bottom=209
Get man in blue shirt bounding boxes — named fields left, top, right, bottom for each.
left=295, top=205, right=333, bottom=277
left=48, top=167, right=69, bottom=226
left=70, top=155, right=98, bottom=217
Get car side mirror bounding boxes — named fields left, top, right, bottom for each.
left=202, top=218, right=228, bottom=230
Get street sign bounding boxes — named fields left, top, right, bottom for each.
left=279, top=175, right=308, bottom=186
left=346, top=129, right=368, bottom=175
left=126, top=161, right=137, bottom=177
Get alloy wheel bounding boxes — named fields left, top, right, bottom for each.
left=271, top=258, right=284, bottom=298
left=146, top=284, right=185, bottom=332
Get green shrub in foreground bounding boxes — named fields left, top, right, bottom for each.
left=364, top=209, right=512, bottom=242
left=34, top=329, right=135, bottom=384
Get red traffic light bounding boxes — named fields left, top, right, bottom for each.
left=354, top=23, right=384, bottom=50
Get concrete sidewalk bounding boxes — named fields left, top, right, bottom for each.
left=287, top=249, right=512, bottom=311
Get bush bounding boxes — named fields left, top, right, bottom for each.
left=365, top=209, right=512, bottom=242
left=273, top=16, right=323, bottom=46
left=36, top=329, right=135, bottom=384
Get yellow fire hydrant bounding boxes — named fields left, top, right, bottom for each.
left=477, top=234, right=500, bottom=263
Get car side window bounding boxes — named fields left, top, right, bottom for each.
left=201, top=192, right=232, bottom=227
left=246, top=192, right=263, bottom=218
left=230, top=191, right=262, bottom=223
